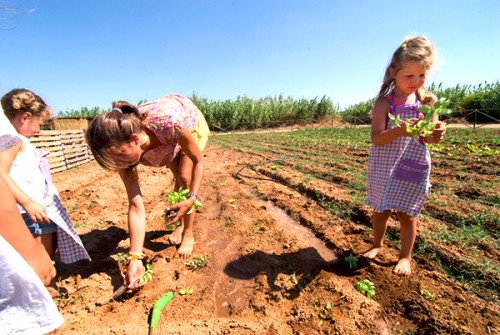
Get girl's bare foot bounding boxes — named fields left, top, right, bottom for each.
left=362, top=246, right=383, bottom=259
left=393, top=258, right=412, bottom=276
left=177, top=231, right=194, bottom=258
left=168, top=225, right=184, bottom=245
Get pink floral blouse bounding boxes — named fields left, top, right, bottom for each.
left=139, top=93, right=199, bottom=167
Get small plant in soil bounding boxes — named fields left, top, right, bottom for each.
left=354, top=279, right=375, bottom=298
left=420, top=289, right=435, bottom=300
left=389, top=97, right=450, bottom=138
left=318, top=302, right=333, bottom=326
left=178, top=287, right=193, bottom=295
left=112, top=263, right=154, bottom=299
left=185, top=254, right=209, bottom=271
left=344, top=253, right=358, bottom=269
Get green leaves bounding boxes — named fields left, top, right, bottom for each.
left=389, top=98, right=451, bottom=138
left=164, top=187, right=203, bottom=229
left=165, top=187, right=202, bottom=214
left=354, top=279, right=375, bottom=298
left=344, top=253, right=359, bottom=269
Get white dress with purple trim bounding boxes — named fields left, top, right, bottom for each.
left=366, top=95, right=431, bottom=218
left=9, top=135, right=90, bottom=264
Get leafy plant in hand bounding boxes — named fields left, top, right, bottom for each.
left=389, top=97, right=451, bottom=138
left=164, top=187, right=202, bottom=229
left=354, top=279, right=375, bottom=298
left=112, top=263, right=154, bottom=299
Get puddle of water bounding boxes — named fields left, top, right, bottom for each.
left=263, top=201, right=338, bottom=263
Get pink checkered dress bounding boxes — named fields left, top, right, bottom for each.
left=366, top=95, right=431, bottom=218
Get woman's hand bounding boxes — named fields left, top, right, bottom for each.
left=165, top=197, right=196, bottom=225
left=125, top=259, right=145, bottom=292
left=24, top=200, right=50, bottom=224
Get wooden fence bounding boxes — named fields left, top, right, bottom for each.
left=30, top=130, right=94, bottom=174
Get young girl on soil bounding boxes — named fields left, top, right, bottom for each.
left=0, top=88, right=90, bottom=296
left=86, top=93, right=209, bottom=292
left=363, top=36, right=446, bottom=275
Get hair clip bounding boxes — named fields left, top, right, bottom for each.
left=401, top=43, right=407, bottom=50
left=112, top=107, right=122, bottom=113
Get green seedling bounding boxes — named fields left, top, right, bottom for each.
left=185, top=254, right=209, bottom=271
left=112, top=263, right=154, bottom=299
left=164, top=187, right=202, bottom=229
left=149, top=291, right=174, bottom=335
left=318, top=301, right=333, bottom=326
left=178, top=287, right=193, bottom=295
left=420, top=289, right=435, bottom=300
left=389, top=97, right=451, bottom=138
left=354, top=279, right=375, bottom=298
left=345, top=253, right=359, bottom=269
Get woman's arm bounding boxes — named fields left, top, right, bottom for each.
left=166, top=129, right=205, bottom=223
left=371, top=98, right=410, bottom=146
left=118, top=169, right=147, bottom=290
left=0, top=142, right=49, bottom=223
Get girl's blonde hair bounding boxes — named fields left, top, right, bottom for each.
left=1, top=88, right=51, bottom=121
left=377, top=36, right=436, bottom=105
left=85, top=101, right=143, bottom=178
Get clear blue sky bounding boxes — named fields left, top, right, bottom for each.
left=1, top=0, right=499, bottom=114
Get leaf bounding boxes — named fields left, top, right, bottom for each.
left=355, top=279, right=375, bottom=298
left=344, top=253, right=358, bottom=269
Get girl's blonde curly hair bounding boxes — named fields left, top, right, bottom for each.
left=377, top=36, right=436, bottom=105
left=1, top=88, right=51, bottom=121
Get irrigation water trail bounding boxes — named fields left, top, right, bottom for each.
left=209, top=197, right=339, bottom=317
left=263, top=200, right=338, bottom=263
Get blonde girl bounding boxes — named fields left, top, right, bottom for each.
left=0, top=88, right=90, bottom=296
left=363, top=36, right=446, bottom=275
left=86, top=93, right=209, bottom=292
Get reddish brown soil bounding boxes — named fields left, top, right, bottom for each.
left=48, top=135, right=498, bottom=335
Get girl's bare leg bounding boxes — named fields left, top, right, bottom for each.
left=38, top=233, right=59, bottom=297
left=362, top=210, right=391, bottom=259
left=394, top=212, right=417, bottom=275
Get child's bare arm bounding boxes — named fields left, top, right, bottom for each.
left=0, top=143, right=49, bottom=223
left=371, top=98, right=409, bottom=146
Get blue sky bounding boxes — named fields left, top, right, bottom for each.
left=1, top=0, right=499, bottom=114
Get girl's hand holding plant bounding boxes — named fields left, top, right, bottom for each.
left=390, top=98, right=450, bottom=141
left=426, top=120, right=446, bottom=144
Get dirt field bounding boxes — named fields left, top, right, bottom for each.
left=48, top=128, right=499, bottom=335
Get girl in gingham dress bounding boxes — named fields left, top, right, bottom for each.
left=1, top=89, right=90, bottom=297
left=86, top=93, right=209, bottom=293
left=364, top=36, right=446, bottom=275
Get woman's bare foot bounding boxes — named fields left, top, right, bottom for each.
left=177, top=232, right=194, bottom=258
left=168, top=225, right=184, bottom=245
left=393, top=258, right=412, bottom=276
left=362, top=246, right=383, bottom=259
